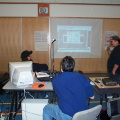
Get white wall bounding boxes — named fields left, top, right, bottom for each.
left=0, top=4, right=38, bottom=17
left=0, top=0, right=120, bottom=4
left=50, top=4, right=120, bottom=18
left=0, top=3, right=120, bottom=18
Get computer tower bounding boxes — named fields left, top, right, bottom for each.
left=110, top=114, right=120, bottom=120
left=107, top=97, right=120, bottom=117
left=21, top=99, right=48, bottom=120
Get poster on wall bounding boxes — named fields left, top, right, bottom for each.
left=104, top=31, right=118, bottom=50
left=34, top=31, right=48, bottom=51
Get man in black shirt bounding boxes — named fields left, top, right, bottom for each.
left=107, top=35, right=120, bottom=84
left=21, top=50, right=48, bottom=98
left=21, top=50, right=48, bottom=72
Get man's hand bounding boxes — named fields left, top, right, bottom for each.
left=112, top=64, right=119, bottom=75
left=107, top=44, right=112, bottom=55
left=90, top=96, right=95, bottom=100
left=107, top=44, right=112, bottom=49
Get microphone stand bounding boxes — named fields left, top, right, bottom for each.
left=51, top=39, right=56, bottom=72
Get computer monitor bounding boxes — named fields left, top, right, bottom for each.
left=9, top=61, right=34, bottom=87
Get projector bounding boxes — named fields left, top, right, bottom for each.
left=102, top=78, right=117, bottom=86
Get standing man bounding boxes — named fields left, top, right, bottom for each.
left=21, top=50, right=48, bottom=72
left=43, top=56, right=94, bottom=120
left=107, top=35, right=120, bottom=84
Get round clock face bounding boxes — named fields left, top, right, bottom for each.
left=39, top=7, right=48, bottom=14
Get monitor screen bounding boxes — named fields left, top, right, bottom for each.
left=9, top=61, right=33, bottom=87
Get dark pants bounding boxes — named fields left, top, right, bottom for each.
left=109, top=72, right=120, bottom=84
left=109, top=72, right=120, bottom=98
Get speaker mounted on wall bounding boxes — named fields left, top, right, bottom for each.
left=38, top=3, right=49, bottom=17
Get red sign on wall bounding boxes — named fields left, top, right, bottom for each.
left=38, top=3, right=49, bottom=17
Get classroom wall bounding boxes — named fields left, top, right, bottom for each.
left=0, top=4, right=38, bottom=17
left=0, top=17, right=49, bottom=73
left=50, top=4, right=120, bottom=18
left=0, top=18, right=21, bottom=72
left=22, top=17, right=49, bottom=67
left=0, top=0, right=120, bottom=4
left=0, top=3, right=120, bottom=73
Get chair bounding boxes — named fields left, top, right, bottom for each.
left=72, top=105, right=102, bottom=120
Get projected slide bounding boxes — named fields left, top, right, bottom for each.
left=50, top=18, right=103, bottom=58
left=57, top=26, right=92, bottom=52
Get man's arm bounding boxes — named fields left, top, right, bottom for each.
left=112, top=64, right=119, bottom=75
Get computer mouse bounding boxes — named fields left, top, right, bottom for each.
left=38, top=84, right=44, bottom=88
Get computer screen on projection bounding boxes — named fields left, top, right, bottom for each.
left=50, top=18, right=103, bottom=58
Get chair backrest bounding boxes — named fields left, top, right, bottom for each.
left=72, top=105, right=102, bottom=120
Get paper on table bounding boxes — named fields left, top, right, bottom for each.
left=31, top=82, right=46, bottom=89
left=36, top=72, right=50, bottom=78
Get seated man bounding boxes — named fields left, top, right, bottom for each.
left=21, top=50, right=48, bottom=72
left=21, top=50, right=48, bottom=98
left=43, top=56, right=94, bottom=120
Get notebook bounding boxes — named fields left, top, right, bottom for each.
left=36, top=72, right=50, bottom=81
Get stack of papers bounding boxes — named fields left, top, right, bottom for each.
left=90, top=81, right=95, bottom=86
left=36, top=72, right=50, bottom=78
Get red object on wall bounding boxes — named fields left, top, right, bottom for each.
left=38, top=3, right=49, bottom=17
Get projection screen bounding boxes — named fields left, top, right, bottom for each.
left=50, top=18, right=103, bottom=58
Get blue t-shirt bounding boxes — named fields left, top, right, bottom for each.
left=52, top=72, right=94, bottom=117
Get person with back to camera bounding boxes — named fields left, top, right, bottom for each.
left=107, top=35, right=120, bottom=84
left=43, top=56, right=94, bottom=120
left=21, top=50, right=48, bottom=72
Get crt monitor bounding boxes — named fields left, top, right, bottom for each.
left=9, top=61, right=33, bottom=86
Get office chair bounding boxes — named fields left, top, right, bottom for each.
left=72, top=105, right=102, bottom=120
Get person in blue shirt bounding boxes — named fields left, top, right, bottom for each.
left=43, top=56, right=94, bottom=120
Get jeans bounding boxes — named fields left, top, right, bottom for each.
left=43, top=104, right=72, bottom=120
left=40, top=92, right=46, bottom=99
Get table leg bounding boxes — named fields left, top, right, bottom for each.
left=13, top=102, right=21, bottom=120
left=15, top=92, right=18, bottom=111
left=9, top=91, right=16, bottom=120
left=13, top=92, right=23, bottom=120
left=100, top=95, right=103, bottom=105
left=105, top=94, right=108, bottom=102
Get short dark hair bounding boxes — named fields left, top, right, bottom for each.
left=61, top=56, right=75, bottom=72
left=21, top=50, right=32, bottom=61
left=118, top=40, right=120, bottom=44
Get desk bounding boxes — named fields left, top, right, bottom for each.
left=90, top=77, right=120, bottom=104
left=3, top=81, right=53, bottom=91
left=3, top=79, right=53, bottom=120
